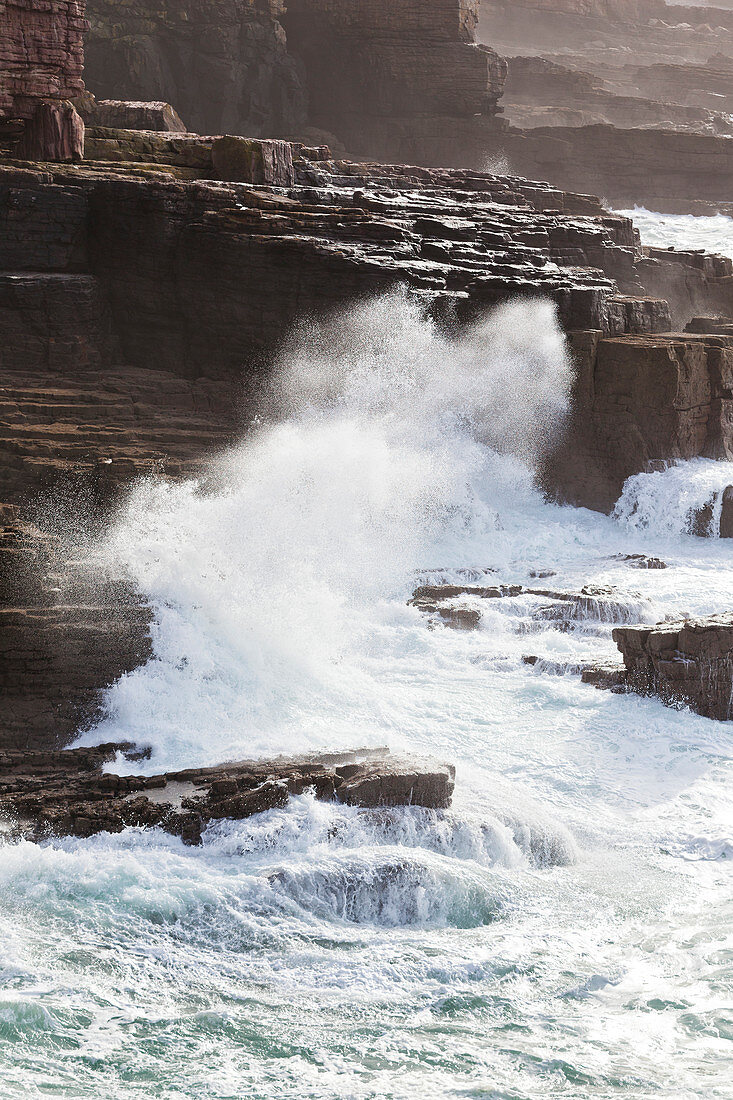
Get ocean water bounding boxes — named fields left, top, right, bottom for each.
left=2, top=293, right=732, bottom=1099
left=616, top=207, right=733, bottom=259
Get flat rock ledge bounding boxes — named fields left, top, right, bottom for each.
left=0, top=745, right=455, bottom=845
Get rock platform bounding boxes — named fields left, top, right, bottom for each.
left=0, top=745, right=455, bottom=844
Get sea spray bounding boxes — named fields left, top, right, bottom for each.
left=614, top=458, right=733, bottom=536
left=3, top=290, right=733, bottom=1097
left=73, top=292, right=573, bottom=769
left=615, top=206, right=733, bottom=259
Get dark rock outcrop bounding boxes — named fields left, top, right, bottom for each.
left=16, top=100, right=84, bottom=162
left=84, top=0, right=306, bottom=139
left=548, top=331, right=733, bottom=511
left=0, top=745, right=456, bottom=843
left=501, top=124, right=733, bottom=215
left=613, top=617, right=733, bottom=720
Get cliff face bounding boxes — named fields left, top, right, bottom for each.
left=83, top=0, right=507, bottom=157
left=0, top=0, right=86, bottom=119
left=282, top=0, right=506, bottom=139
left=84, top=0, right=306, bottom=137
left=475, top=0, right=733, bottom=213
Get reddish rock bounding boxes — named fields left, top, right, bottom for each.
left=0, top=0, right=87, bottom=119
left=16, top=100, right=84, bottom=162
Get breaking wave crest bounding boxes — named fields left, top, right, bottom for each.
left=614, top=458, right=733, bottom=537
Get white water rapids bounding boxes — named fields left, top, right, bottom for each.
left=2, top=289, right=732, bottom=1099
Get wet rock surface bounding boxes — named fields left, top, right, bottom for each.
left=0, top=746, right=455, bottom=844
left=410, top=581, right=650, bottom=633
left=613, top=616, right=733, bottom=721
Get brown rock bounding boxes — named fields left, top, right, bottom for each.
left=0, top=0, right=87, bottom=120
left=83, top=100, right=187, bottom=133
left=335, top=758, right=456, bottom=810
left=613, top=616, right=733, bottom=720
left=84, top=0, right=306, bottom=139
left=211, top=137, right=295, bottom=186
left=721, top=487, right=733, bottom=539
left=0, top=747, right=456, bottom=843
left=16, top=101, right=85, bottom=163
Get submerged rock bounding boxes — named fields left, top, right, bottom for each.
left=613, top=554, right=668, bottom=569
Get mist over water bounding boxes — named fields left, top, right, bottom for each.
left=4, top=293, right=733, bottom=1098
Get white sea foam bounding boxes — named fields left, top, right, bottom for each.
left=616, top=206, right=733, bottom=259
left=3, top=292, right=732, bottom=1098
left=614, top=457, right=733, bottom=536
left=73, top=292, right=573, bottom=770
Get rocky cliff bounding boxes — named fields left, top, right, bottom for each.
left=84, top=0, right=306, bottom=138
left=476, top=0, right=733, bottom=212
left=0, top=0, right=86, bottom=118
left=281, top=0, right=507, bottom=151
left=4, top=0, right=733, bottom=750
left=83, top=0, right=507, bottom=161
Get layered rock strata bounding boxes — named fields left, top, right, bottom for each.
left=478, top=0, right=733, bottom=213
left=411, top=581, right=733, bottom=721
left=0, top=745, right=456, bottom=843
left=0, top=0, right=86, bottom=116
left=548, top=331, right=733, bottom=511
left=0, top=0, right=87, bottom=161
left=613, top=617, right=733, bottom=721
left=84, top=0, right=306, bottom=139
left=282, top=0, right=507, bottom=150
left=502, top=55, right=733, bottom=136
left=501, top=125, right=733, bottom=215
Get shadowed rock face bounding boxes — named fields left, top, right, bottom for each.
left=548, top=331, right=733, bottom=512
left=282, top=0, right=507, bottom=142
left=0, top=746, right=456, bottom=844
left=0, top=0, right=87, bottom=119
left=84, top=0, right=307, bottom=139
left=83, top=0, right=508, bottom=165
